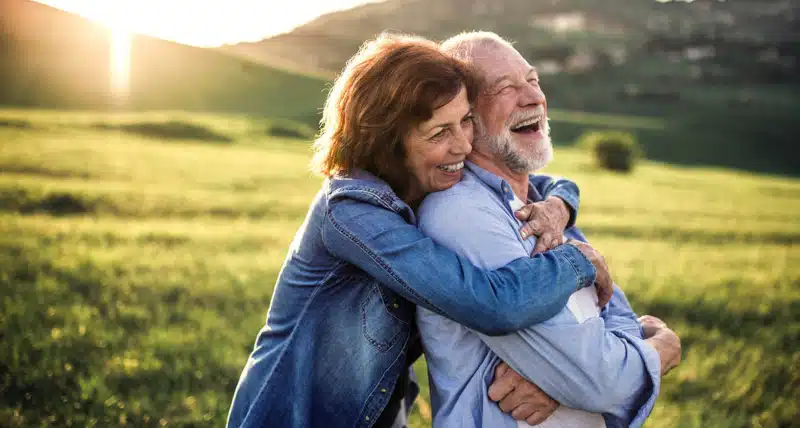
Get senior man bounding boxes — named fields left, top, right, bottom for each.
left=416, top=32, right=682, bottom=428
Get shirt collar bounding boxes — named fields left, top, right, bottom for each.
left=464, top=161, right=544, bottom=210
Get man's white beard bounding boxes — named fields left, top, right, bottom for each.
left=476, top=116, right=553, bottom=174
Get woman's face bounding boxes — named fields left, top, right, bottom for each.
left=403, top=86, right=474, bottom=203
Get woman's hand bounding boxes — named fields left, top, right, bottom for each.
left=489, top=362, right=559, bottom=425
left=515, top=197, right=570, bottom=255
left=565, top=239, right=614, bottom=307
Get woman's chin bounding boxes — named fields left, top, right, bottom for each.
left=433, top=169, right=463, bottom=192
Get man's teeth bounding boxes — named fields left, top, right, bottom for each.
left=437, top=161, right=464, bottom=173
left=511, top=116, right=542, bottom=131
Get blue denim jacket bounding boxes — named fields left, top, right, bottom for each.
left=226, top=170, right=597, bottom=428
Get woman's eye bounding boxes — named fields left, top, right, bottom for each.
left=431, top=129, right=448, bottom=140
left=461, top=115, right=474, bottom=124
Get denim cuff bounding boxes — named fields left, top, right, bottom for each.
left=552, top=243, right=596, bottom=291
left=549, top=189, right=579, bottom=229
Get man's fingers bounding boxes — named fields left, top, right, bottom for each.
left=639, top=315, right=667, bottom=328
left=526, top=409, right=554, bottom=426
left=497, top=392, right=523, bottom=413
left=510, top=403, right=537, bottom=422
left=520, top=221, right=538, bottom=240
left=531, top=237, right=549, bottom=255
left=514, top=204, right=534, bottom=221
left=488, top=364, right=519, bottom=402
left=494, top=361, right=510, bottom=379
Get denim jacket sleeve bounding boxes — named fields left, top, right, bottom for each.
left=322, top=196, right=597, bottom=336
left=529, top=175, right=580, bottom=228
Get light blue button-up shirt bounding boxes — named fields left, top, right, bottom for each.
left=416, top=162, right=661, bottom=428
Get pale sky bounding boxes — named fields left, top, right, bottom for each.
left=34, top=0, right=384, bottom=47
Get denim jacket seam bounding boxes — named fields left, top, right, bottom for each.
left=330, top=186, right=399, bottom=212
left=360, top=287, right=405, bottom=353
left=326, top=206, right=437, bottom=312
left=355, top=332, right=413, bottom=428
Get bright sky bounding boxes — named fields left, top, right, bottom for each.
left=34, top=0, right=384, bottom=47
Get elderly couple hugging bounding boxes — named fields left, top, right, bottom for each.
left=226, top=31, right=682, bottom=428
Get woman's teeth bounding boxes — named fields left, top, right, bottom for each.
left=437, top=161, right=464, bottom=173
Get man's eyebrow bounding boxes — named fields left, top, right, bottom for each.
left=489, top=74, right=512, bottom=89
left=526, top=67, right=539, bottom=78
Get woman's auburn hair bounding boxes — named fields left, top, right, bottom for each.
left=311, top=32, right=479, bottom=196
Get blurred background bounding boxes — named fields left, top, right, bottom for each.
left=0, top=0, right=797, bottom=426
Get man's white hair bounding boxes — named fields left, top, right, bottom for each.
left=440, top=31, right=516, bottom=71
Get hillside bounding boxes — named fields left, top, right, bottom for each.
left=226, top=0, right=798, bottom=81
left=225, top=0, right=800, bottom=176
left=0, top=0, right=328, bottom=124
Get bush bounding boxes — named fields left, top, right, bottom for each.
left=92, top=121, right=233, bottom=143
left=265, top=120, right=315, bottom=140
left=577, top=130, right=642, bottom=172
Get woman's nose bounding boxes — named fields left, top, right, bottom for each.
left=451, top=125, right=473, bottom=155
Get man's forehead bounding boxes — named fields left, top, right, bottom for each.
left=472, top=45, right=535, bottom=83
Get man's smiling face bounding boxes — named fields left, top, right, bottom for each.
left=471, top=42, right=552, bottom=173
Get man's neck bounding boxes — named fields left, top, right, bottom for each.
left=468, top=149, right=529, bottom=202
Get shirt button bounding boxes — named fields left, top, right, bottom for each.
left=365, top=416, right=370, bottom=421
left=381, top=388, right=387, bottom=393
left=393, top=303, right=399, bottom=309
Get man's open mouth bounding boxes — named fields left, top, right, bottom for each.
left=510, top=115, right=543, bottom=134
left=437, top=161, right=464, bottom=173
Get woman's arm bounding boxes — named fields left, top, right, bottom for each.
left=322, top=196, right=597, bottom=335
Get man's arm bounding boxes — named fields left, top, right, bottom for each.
left=418, top=195, right=661, bottom=425
left=602, top=285, right=646, bottom=338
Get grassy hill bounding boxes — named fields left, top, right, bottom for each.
left=1, top=109, right=799, bottom=427
left=0, top=0, right=328, bottom=124
left=224, top=0, right=800, bottom=176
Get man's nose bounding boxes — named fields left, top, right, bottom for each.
left=521, top=83, right=546, bottom=107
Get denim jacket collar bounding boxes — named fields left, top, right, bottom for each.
left=327, top=169, right=417, bottom=225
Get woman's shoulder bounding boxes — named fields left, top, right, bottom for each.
left=327, top=170, right=404, bottom=210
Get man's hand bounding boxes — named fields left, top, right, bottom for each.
left=638, top=315, right=668, bottom=339
left=488, top=362, right=559, bottom=425
left=515, top=196, right=570, bottom=255
left=565, top=239, right=613, bottom=307
left=640, top=316, right=682, bottom=376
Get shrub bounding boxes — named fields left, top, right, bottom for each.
left=265, top=120, right=315, bottom=140
left=92, top=121, right=233, bottom=143
left=577, top=130, right=642, bottom=172
left=0, top=119, right=33, bottom=129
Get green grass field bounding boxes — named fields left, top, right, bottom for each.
left=1, top=110, right=798, bottom=427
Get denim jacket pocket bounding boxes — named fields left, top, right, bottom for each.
left=361, top=283, right=410, bottom=352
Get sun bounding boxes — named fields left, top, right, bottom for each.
left=107, top=15, right=133, bottom=102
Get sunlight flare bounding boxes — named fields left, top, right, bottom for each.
left=110, top=27, right=132, bottom=101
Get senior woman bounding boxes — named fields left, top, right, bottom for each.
left=227, top=34, right=606, bottom=428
